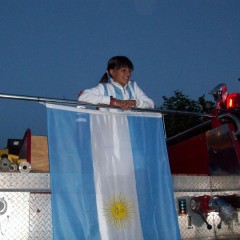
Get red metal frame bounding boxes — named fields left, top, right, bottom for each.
left=18, top=128, right=31, bottom=164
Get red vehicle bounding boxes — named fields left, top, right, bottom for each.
left=167, top=83, right=240, bottom=233
left=167, top=83, right=240, bottom=176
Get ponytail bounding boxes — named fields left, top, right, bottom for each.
left=99, top=72, right=109, bottom=83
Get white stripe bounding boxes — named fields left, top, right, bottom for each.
left=106, top=84, right=117, bottom=98
left=90, top=113, right=143, bottom=240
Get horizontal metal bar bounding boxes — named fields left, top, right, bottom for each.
left=149, top=108, right=213, bottom=118
left=0, top=92, right=213, bottom=118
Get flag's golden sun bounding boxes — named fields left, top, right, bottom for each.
left=103, top=194, right=134, bottom=228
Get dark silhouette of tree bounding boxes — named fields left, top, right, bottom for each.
left=160, top=90, right=214, bottom=138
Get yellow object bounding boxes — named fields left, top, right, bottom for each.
left=17, top=159, right=27, bottom=165
left=8, top=154, right=20, bottom=163
left=0, top=149, right=9, bottom=157
left=2, top=154, right=26, bottom=165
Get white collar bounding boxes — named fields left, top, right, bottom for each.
left=109, top=77, right=130, bottom=89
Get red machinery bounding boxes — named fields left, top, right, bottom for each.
left=189, top=194, right=240, bottom=230
left=167, top=83, right=240, bottom=233
left=167, top=83, right=240, bottom=175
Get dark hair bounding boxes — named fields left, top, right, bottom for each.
left=100, top=56, right=134, bottom=83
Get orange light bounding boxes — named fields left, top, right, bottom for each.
left=178, top=199, right=187, bottom=215
left=226, top=93, right=240, bottom=109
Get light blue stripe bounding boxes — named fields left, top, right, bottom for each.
left=126, top=81, right=135, bottom=99
left=128, top=116, right=181, bottom=240
left=101, top=83, right=124, bottom=99
left=113, top=85, right=123, bottom=99
left=101, top=81, right=136, bottom=99
left=102, top=83, right=108, bottom=96
left=47, top=109, right=100, bottom=240
left=125, top=85, right=132, bottom=99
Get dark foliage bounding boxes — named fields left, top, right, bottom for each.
left=160, top=90, right=215, bottom=138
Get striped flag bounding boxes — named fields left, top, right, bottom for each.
left=46, top=104, right=180, bottom=240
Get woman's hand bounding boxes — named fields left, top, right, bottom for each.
left=114, top=99, right=136, bottom=110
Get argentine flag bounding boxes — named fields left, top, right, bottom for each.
left=46, top=104, right=180, bottom=240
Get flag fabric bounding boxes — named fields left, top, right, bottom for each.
left=46, top=104, right=180, bottom=240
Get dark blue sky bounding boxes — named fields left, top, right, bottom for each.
left=0, top=0, right=240, bottom=147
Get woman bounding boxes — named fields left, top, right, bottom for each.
left=78, top=56, right=154, bottom=110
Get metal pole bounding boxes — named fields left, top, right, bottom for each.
left=0, top=92, right=213, bottom=118
left=0, top=93, right=80, bottom=105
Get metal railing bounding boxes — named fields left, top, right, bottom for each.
left=0, top=92, right=213, bottom=118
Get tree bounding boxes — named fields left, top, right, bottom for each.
left=160, top=90, right=215, bottom=138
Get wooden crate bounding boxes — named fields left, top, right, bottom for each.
left=31, top=136, right=49, bottom=172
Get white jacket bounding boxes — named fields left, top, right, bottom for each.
left=78, top=78, right=154, bottom=109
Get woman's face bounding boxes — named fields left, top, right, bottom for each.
left=110, top=67, right=132, bottom=87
